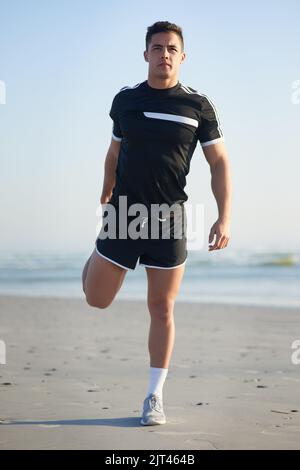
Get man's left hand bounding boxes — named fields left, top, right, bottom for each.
left=208, top=218, right=230, bottom=251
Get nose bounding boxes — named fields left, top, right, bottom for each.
left=161, top=47, right=170, bottom=59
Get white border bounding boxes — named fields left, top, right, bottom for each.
left=95, top=247, right=135, bottom=271
left=201, top=137, right=225, bottom=147
left=112, top=132, right=122, bottom=142
left=139, top=258, right=187, bottom=270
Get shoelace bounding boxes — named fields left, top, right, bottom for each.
left=149, top=395, right=162, bottom=412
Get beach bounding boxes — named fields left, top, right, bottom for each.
left=0, top=294, right=299, bottom=450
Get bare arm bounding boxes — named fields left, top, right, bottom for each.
left=100, top=138, right=121, bottom=204
left=202, top=141, right=232, bottom=250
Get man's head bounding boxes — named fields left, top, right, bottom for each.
left=144, top=21, right=186, bottom=81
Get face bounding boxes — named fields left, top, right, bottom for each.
left=144, top=31, right=186, bottom=80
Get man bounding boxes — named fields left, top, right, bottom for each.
left=82, top=21, right=232, bottom=426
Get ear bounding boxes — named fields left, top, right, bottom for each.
left=143, top=50, right=148, bottom=62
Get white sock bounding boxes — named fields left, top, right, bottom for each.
left=146, top=367, right=168, bottom=401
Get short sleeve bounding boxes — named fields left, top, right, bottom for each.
left=109, top=94, right=123, bottom=142
left=197, top=95, right=225, bottom=148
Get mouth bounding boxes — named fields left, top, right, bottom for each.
left=159, top=63, right=171, bottom=68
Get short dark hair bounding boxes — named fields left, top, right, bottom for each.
left=145, top=21, right=184, bottom=52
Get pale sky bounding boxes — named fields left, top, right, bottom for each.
left=0, top=0, right=299, bottom=254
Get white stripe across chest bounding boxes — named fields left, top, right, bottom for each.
left=143, top=112, right=199, bottom=128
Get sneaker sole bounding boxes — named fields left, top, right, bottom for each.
left=140, top=418, right=166, bottom=426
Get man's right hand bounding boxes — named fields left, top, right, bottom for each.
left=100, top=192, right=112, bottom=205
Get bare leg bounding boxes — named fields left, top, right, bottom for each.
left=145, top=264, right=185, bottom=368
left=82, top=254, right=93, bottom=294
left=82, top=248, right=127, bottom=308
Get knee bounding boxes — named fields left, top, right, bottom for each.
left=148, top=298, right=175, bottom=322
left=84, top=292, right=112, bottom=309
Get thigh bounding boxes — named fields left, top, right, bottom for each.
left=84, top=248, right=127, bottom=307
left=146, top=263, right=186, bottom=306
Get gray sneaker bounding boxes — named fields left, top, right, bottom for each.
left=140, top=393, right=166, bottom=425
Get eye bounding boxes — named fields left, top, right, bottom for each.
left=152, top=46, right=177, bottom=51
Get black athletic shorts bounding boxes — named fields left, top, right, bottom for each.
left=95, top=203, right=187, bottom=270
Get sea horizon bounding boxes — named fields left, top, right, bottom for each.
left=0, top=247, right=299, bottom=309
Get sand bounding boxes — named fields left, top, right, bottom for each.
left=0, top=294, right=299, bottom=450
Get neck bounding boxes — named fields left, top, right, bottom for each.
left=147, top=75, right=179, bottom=90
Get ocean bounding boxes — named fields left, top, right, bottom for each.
left=0, top=248, right=299, bottom=308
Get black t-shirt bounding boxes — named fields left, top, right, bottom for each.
left=109, top=79, right=224, bottom=211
